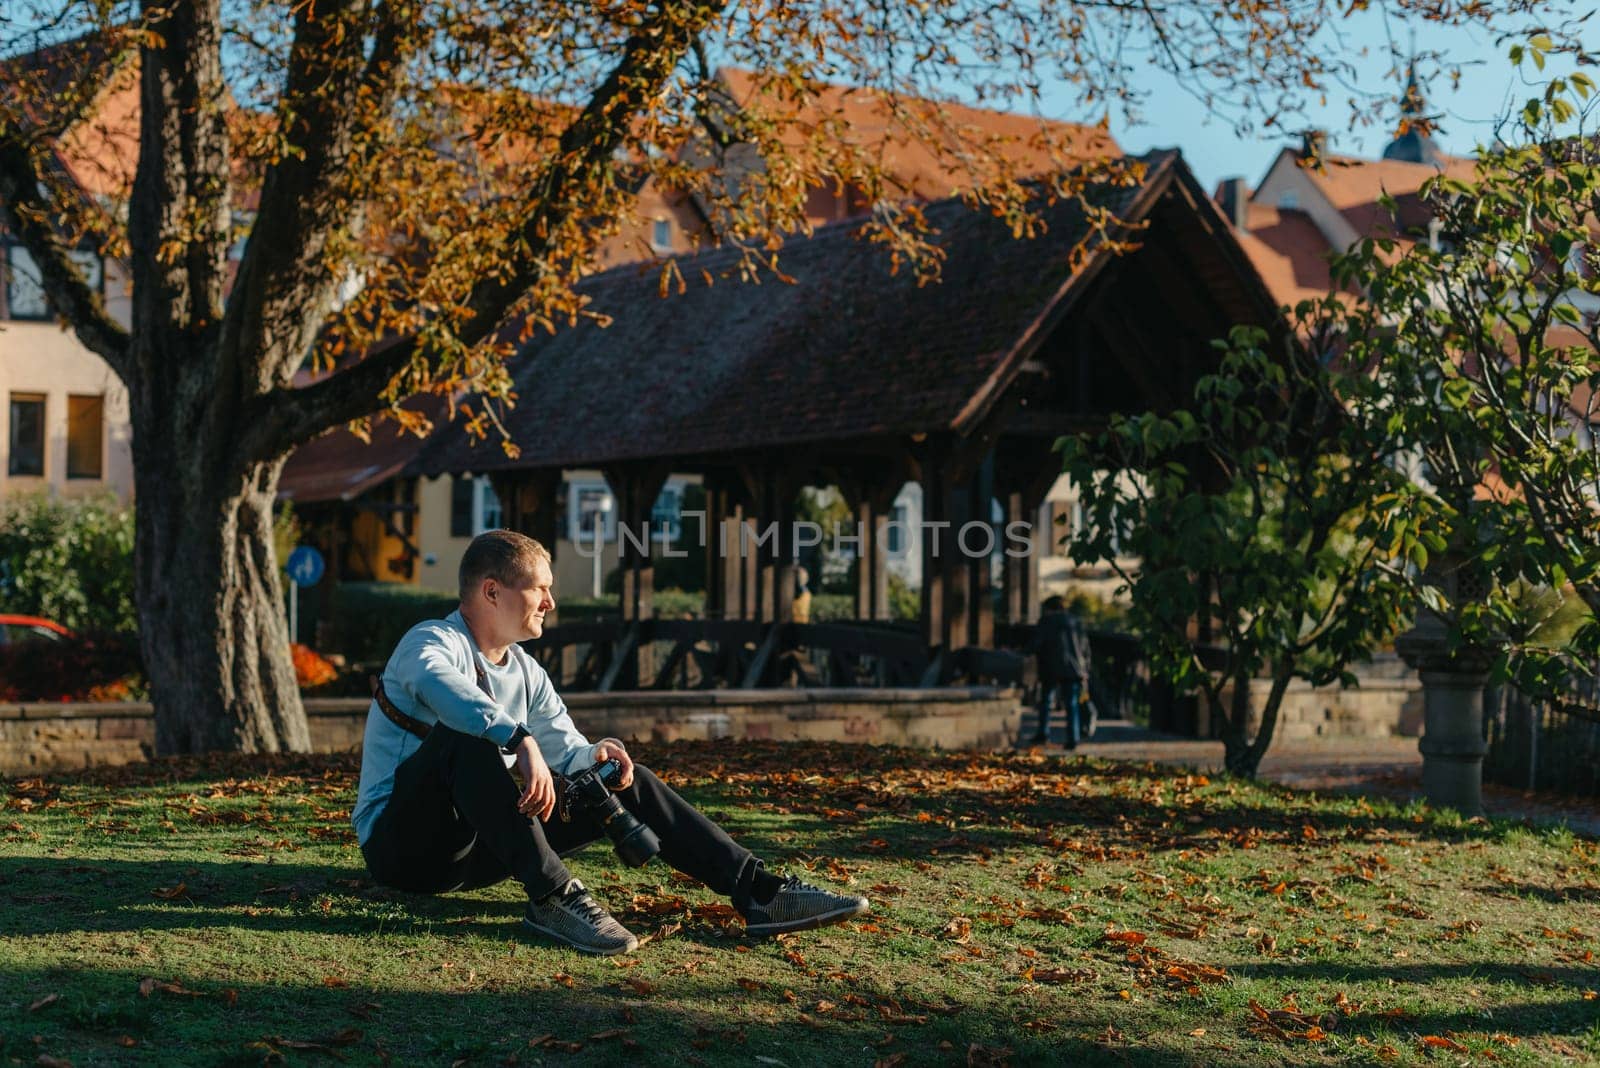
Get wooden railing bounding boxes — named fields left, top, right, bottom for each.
left=525, top=618, right=1148, bottom=701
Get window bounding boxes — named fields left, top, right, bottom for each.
left=66, top=394, right=103, bottom=479
left=474, top=478, right=502, bottom=534
left=651, top=485, right=681, bottom=542
left=573, top=485, right=614, bottom=543
left=1276, top=189, right=1299, bottom=211
left=0, top=622, right=66, bottom=647
left=450, top=476, right=474, bottom=537
left=7, top=394, right=44, bottom=476
left=886, top=502, right=908, bottom=555
left=450, top=476, right=502, bottom=537
left=4, top=245, right=48, bottom=320
left=651, top=218, right=672, bottom=252
left=2, top=245, right=100, bottom=321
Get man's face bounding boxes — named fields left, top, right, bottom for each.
left=486, top=559, right=556, bottom=642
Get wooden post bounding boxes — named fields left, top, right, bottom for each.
left=603, top=464, right=670, bottom=687
left=1004, top=490, right=1027, bottom=625
left=970, top=453, right=996, bottom=649
left=853, top=497, right=874, bottom=621
left=740, top=513, right=759, bottom=621
left=918, top=448, right=946, bottom=653
left=871, top=509, right=891, bottom=620
left=942, top=474, right=971, bottom=653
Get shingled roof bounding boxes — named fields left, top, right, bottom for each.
left=408, top=148, right=1237, bottom=477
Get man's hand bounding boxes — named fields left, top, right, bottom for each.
left=593, top=738, right=634, bottom=790
left=514, top=736, right=556, bottom=821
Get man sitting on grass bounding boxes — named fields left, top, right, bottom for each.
left=352, top=529, right=868, bottom=955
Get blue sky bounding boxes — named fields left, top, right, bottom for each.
left=1051, top=12, right=1538, bottom=192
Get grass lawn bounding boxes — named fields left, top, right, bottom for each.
left=3, top=741, right=1599, bottom=1066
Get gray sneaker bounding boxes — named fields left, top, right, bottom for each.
left=742, top=875, right=870, bottom=937
left=523, top=879, right=639, bottom=955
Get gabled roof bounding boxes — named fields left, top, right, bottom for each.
left=1305, top=152, right=1475, bottom=240
left=2, top=30, right=141, bottom=201
left=1227, top=146, right=1477, bottom=309
left=396, top=149, right=1257, bottom=477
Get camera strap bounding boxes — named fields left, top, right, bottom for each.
left=368, top=656, right=494, bottom=742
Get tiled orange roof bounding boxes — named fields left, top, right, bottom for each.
left=1303, top=152, right=1475, bottom=240
left=1235, top=201, right=1335, bottom=309
left=716, top=67, right=1120, bottom=202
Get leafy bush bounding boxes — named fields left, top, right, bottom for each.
left=560, top=589, right=705, bottom=622
left=0, top=629, right=145, bottom=702
left=0, top=494, right=137, bottom=634
left=322, top=582, right=458, bottom=664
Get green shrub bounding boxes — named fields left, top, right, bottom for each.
left=0, top=494, right=137, bottom=634
left=806, top=577, right=920, bottom=621
left=563, top=589, right=706, bottom=622
left=888, top=573, right=919, bottom=621
left=323, top=582, right=458, bottom=664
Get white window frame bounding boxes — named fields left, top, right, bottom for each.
left=650, top=217, right=673, bottom=254
left=472, top=477, right=502, bottom=535
left=568, top=481, right=616, bottom=543
left=651, top=484, right=682, bottom=543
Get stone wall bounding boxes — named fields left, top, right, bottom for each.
left=0, top=688, right=1023, bottom=774
left=1212, top=670, right=1424, bottom=741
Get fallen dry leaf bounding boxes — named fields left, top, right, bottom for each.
left=347, top=1001, right=381, bottom=1020
left=28, top=993, right=59, bottom=1012
left=138, top=977, right=204, bottom=998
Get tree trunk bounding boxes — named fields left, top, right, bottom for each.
left=132, top=412, right=309, bottom=755
left=1222, top=663, right=1294, bottom=778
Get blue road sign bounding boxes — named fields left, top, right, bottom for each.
left=287, top=545, right=326, bottom=588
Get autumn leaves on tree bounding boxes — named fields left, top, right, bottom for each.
left=0, top=0, right=1581, bottom=751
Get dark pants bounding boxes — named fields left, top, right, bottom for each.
left=360, top=726, right=763, bottom=906
left=1036, top=678, right=1084, bottom=746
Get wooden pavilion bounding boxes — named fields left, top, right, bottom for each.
left=414, top=150, right=1279, bottom=659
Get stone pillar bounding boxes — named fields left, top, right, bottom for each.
left=1396, top=609, right=1493, bottom=817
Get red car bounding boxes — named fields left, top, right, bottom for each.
left=0, top=614, right=73, bottom=647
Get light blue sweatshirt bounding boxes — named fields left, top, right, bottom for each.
left=351, top=609, right=599, bottom=845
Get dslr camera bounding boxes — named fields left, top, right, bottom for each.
left=558, top=758, right=661, bottom=868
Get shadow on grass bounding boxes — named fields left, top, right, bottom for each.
left=0, top=854, right=748, bottom=952
left=1226, top=961, right=1599, bottom=1044
left=0, top=961, right=1169, bottom=1068
left=7, top=743, right=1540, bottom=878
left=1467, top=881, right=1600, bottom=904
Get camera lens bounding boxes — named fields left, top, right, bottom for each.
left=595, top=794, right=661, bottom=868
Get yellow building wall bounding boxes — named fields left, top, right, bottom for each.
left=414, top=473, right=622, bottom=605
left=0, top=308, right=135, bottom=503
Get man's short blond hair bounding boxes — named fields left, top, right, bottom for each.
left=459, top=529, right=551, bottom=601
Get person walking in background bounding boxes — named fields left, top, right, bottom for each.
left=791, top=566, right=813, bottom=625
left=1026, top=595, right=1093, bottom=748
